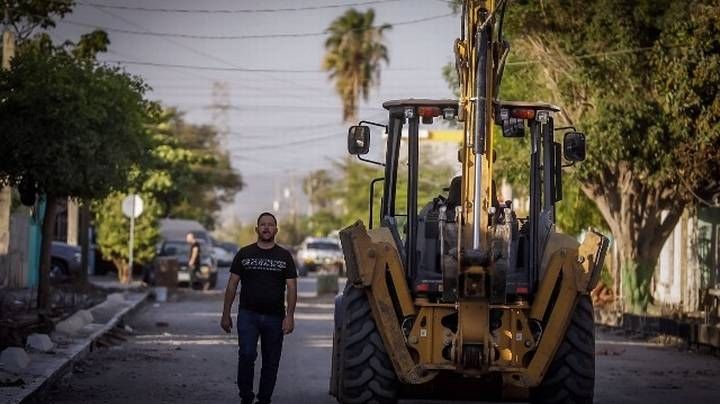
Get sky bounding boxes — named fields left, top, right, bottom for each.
left=49, top=0, right=460, bottom=226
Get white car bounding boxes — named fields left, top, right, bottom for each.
left=296, top=237, right=344, bottom=276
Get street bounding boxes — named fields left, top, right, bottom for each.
left=48, top=271, right=720, bottom=404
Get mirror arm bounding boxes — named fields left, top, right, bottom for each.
left=554, top=126, right=577, bottom=132
left=359, top=120, right=388, bottom=131
left=357, top=155, right=385, bottom=166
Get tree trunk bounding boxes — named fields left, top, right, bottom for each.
left=38, top=195, right=59, bottom=311
left=78, top=203, right=90, bottom=285
left=583, top=163, right=686, bottom=314
left=0, top=186, right=10, bottom=255
left=66, top=197, right=79, bottom=245
left=113, top=257, right=129, bottom=284
left=616, top=244, right=662, bottom=314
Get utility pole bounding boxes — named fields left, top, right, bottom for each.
left=0, top=5, right=15, bottom=256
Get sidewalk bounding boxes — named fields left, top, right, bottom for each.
left=0, top=277, right=148, bottom=404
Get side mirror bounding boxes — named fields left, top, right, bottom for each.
left=563, top=131, right=586, bottom=161
left=348, top=125, right=370, bottom=155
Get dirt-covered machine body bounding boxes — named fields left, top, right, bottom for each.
left=330, top=1, right=609, bottom=403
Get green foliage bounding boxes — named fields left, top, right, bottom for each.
left=504, top=0, right=720, bottom=312
left=323, top=8, right=391, bottom=121
left=0, top=42, right=153, bottom=201
left=2, top=0, right=74, bottom=40
left=145, top=110, right=243, bottom=229
left=94, top=192, right=161, bottom=266
left=503, top=0, right=720, bottom=193
left=93, top=109, right=244, bottom=268
left=0, top=31, right=153, bottom=299
left=554, top=178, right=607, bottom=236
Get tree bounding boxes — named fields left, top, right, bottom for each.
left=92, top=108, right=243, bottom=281
left=94, top=192, right=161, bottom=283
left=323, top=8, right=391, bottom=122
left=150, top=109, right=243, bottom=229
left=0, top=44, right=154, bottom=308
left=502, top=0, right=720, bottom=312
left=0, top=0, right=77, bottom=259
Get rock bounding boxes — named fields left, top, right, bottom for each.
left=55, top=310, right=94, bottom=335
left=0, top=347, right=30, bottom=370
left=26, top=334, right=55, bottom=352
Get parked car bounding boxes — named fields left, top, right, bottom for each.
left=50, top=241, right=82, bottom=283
left=160, top=218, right=213, bottom=248
left=295, top=237, right=344, bottom=276
left=155, top=239, right=217, bottom=289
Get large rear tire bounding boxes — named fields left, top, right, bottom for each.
left=336, top=285, right=398, bottom=404
left=531, top=295, right=595, bottom=404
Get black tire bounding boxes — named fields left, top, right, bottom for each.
left=531, top=295, right=595, bottom=404
left=336, top=285, right=398, bottom=403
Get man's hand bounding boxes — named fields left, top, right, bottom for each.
left=221, top=314, right=233, bottom=333
left=282, top=316, right=294, bottom=335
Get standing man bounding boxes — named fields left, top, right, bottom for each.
left=186, top=232, right=201, bottom=286
left=221, top=212, right=297, bottom=404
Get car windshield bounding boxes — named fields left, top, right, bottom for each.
left=307, top=242, right=340, bottom=251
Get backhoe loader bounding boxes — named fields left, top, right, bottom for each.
left=329, top=1, right=609, bottom=402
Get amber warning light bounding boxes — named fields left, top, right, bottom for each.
left=418, top=106, right=442, bottom=124
left=510, top=108, right=536, bottom=120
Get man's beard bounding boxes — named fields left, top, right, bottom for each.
left=259, top=232, right=275, bottom=242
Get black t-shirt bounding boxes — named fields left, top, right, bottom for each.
left=189, top=241, right=201, bottom=269
left=230, top=243, right=297, bottom=317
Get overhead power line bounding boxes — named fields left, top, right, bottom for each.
left=63, top=13, right=455, bottom=40
left=76, top=0, right=405, bottom=14
left=103, top=59, right=429, bottom=73
left=90, top=6, right=316, bottom=90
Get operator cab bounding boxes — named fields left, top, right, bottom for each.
left=347, top=98, right=586, bottom=303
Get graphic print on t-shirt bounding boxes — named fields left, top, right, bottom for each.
left=241, top=257, right=287, bottom=272
left=230, top=243, right=297, bottom=316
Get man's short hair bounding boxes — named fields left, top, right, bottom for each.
left=257, top=211, right=277, bottom=226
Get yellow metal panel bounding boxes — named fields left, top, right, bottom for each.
left=428, top=130, right=463, bottom=142
left=523, top=250, right=581, bottom=387
left=407, top=305, right=455, bottom=368
left=368, top=228, right=416, bottom=318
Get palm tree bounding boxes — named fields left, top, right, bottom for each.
left=323, top=8, right=391, bottom=122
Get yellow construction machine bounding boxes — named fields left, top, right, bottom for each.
left=329, top=1, right=609, bottom=402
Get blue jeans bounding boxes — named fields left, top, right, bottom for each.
left=237, top=308, right=284, bottom=404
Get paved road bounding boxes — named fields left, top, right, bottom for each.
left=49, top=269, right=720, bottom=403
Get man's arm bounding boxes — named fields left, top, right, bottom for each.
left=221, top=273, right=240, bottom=333
left=282, top=278, right=297, bottom=334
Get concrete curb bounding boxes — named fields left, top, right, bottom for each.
left=0, top=291, right=149, bottom=404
